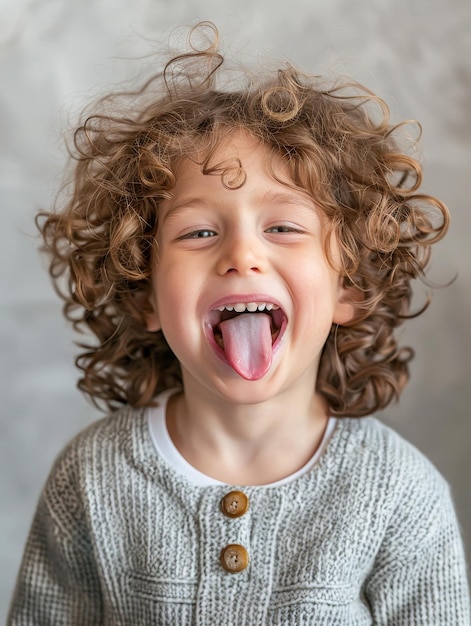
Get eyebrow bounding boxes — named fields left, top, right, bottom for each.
left=160, top=197, right=209, bottom=224
left=260, top=190, right=316, bottom=209
left=160, top=188, right=317, bottom=223
left=173, top=190, right=315, bottom=208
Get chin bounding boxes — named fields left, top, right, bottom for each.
left=208, top=371, right=293, bottom=407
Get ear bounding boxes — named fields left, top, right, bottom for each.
left=333, top=279, right=362, bottom=325
left=135, top=289, right=161, bottom=332
left=145, top=307, right=161, bottom=332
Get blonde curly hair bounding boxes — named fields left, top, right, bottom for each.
left=38, top=23, right=448, bottom=416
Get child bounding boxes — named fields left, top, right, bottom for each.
left=8, top=22, right=470, bottom=625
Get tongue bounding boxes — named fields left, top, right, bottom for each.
left=218, top=313, right=273, bottom=380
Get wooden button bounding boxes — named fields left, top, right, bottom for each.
left=220, top=544, right=249, bottom=573
left=220, top=491, right=249, bottom=518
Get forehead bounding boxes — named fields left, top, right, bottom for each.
left=169, top=131, right=297, bottom=196
left=157, top=131, right=327, bottom=232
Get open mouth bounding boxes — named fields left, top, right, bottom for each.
left=206, top=300, right=287, bottom=380
left=210, top=301, right=284, bottom=348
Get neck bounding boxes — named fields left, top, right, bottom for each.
left=166, top=380, right=330, bottom=485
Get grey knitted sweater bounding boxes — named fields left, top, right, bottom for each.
left=8, top=406, right=470, bottom=625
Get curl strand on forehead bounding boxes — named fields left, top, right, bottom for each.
left=201, top=157, right=247, bottom=190
left=36, top=21, right=449, bottom=415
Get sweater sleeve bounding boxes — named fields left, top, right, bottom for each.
left=364, top=475, right=470, bottom=625
left=7, top=450, right=104, bottom=625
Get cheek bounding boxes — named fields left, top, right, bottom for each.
left=292, top=265, right=343, bottom=325
left=290, top=254, right=337, bottom=297
left=153, top=265, right=201, bottom=333
left=154, top=277, right=179, bottom=325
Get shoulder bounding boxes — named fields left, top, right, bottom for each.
left=327, top=416, right=454, bottom=523
left=50, top=406, right=147, bottom=469
left=41, top=406, right=153, bottom=516
left=334, top=416, right=448, bottom=491
left=331, top=417, right=458, bottom=548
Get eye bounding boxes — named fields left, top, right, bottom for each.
left=179, top=229, right=217, bottom=239
left=265, top=225, right=303, bottom=234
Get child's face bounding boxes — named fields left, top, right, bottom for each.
left=146, top=132, right=355, bottom=405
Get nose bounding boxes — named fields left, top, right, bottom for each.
left=215, top=228, right=268, bottom=276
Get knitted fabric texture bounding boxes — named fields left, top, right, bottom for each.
left=8, top=407, right=470, bottom=625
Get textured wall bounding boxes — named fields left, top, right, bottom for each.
left=1, top=0, right=470, bottom=615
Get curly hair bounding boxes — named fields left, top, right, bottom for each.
left=38, top=22, right=448, bottom=416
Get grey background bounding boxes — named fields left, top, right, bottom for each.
left=1, top=0, right=470, bottom=616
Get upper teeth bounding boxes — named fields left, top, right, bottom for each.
left=216, top=302, right=280, bottom=313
